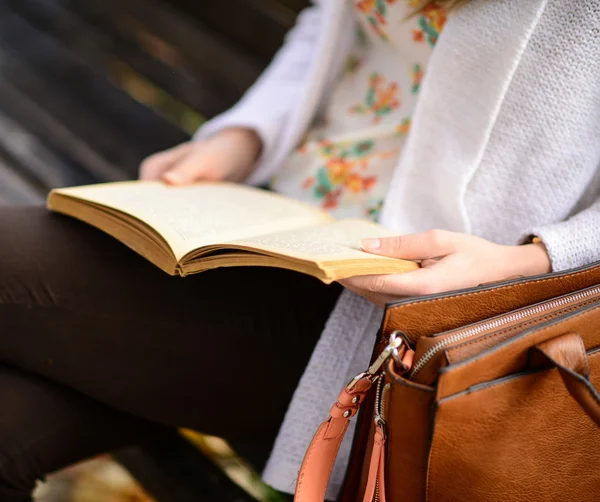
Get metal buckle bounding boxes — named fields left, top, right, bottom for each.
left=346, top=332, right=406, bottom=390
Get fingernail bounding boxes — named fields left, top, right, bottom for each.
left=361, top=238, right=381, bottom=250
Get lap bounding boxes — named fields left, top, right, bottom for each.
left=0, top=206, right=341, bottom=440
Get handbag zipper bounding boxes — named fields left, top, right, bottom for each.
left=374, top=377, right=390, bottom=426
left=351, top=333, right=405, bottom=502
left=373, top=379, right=391, bottom=502
left=409, top=285, right=600, bottom=380
left=374, top=477, right=381, bottom=502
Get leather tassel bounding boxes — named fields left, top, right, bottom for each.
left=362, top=424, right=387, bottom=502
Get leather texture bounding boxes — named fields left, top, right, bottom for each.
left=426, top=350, right=600, bottom=502
left=361, top=424, right=386, bottom=502
left=531, top=333, right=600, bottom=426
left=436, top=302, right=600, bottom=399
left=298, top=261, right=600, bottom=502
left=379, top=367, right=434, bottom=502
left=294, top=377, right=373, bottom=502
left=381, top=261, right=600, bottom=343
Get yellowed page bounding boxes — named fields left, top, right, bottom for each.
left=51, top=181, right=333, bottom=260
left=231, top=219, right=407, bottom=264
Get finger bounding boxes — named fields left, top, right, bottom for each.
left=420, top=257, right=441, bottom=268
left=162, top=148, right=218, bottom=185
left=342, top=266, right=449, bottom=297
left=360, top=230, right=457, bottom=260
left=338, top=280, right=397, bottom=308
left=139, top=142, right=194, bottom=180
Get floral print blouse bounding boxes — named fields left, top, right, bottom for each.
left=270, top=1, right=447, bottom=221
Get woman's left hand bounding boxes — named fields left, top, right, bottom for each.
left=339, top=230, right=552, bottom=308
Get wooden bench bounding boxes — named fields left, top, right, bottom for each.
left=0, top=0, right=308, bottom=198
left=0, top=0, right=309, bottom=500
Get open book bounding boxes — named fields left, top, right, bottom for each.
left=47, top=181, right=418, bottom=283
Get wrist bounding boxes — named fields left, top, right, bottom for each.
left=219, top=127, right=263, bottom=163
left=509, top=242, right=552, bottom=277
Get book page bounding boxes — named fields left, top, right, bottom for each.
left=52, top=181, right=333, bottom=260
left=231, top=219, right=403, bottom=263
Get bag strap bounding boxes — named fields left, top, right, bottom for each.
left=531, top=332, right=600, bottom=426
left=294, top=333, right=412, bottom=502
left=294, top=376, right=374, bottom=502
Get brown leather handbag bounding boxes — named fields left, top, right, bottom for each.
left=295, top=261, right=600, bottom=502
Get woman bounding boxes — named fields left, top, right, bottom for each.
left=1, top=0, right=599, bottom=500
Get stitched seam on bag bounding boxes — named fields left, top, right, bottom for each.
left=442, top=365, right=566, bottom=402
left=383, top=267, right=599, bottom=334
left=295, top=421, right=347, bottom=500
left=441, top=350, right=600, bottom=401
left=444, top=366, right=600, bottom=412
left=449, top=307, right=599, bottom=374
left=445, top=301, right=598, bottom=365
left=323, top=423, right=347, bottom=498
left=295, top=423, right=326, bottom=498
left=584, top=377, right=600, bottom=406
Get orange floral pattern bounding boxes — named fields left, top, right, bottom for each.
left=356, top=0, right=399, bottom=41
left=349, top=73, right=401, bottom=124
left=410, top=2, right=448, bottom=46
left=301, top=139, right=399, bottom=215
left=273, top=0, right=447, bottom=221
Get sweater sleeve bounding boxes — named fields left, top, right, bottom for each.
left=526, top=197, right=600, bottom=272
left=193, top=4, right=323, bottom=186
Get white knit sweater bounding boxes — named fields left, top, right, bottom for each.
left=197, top=0, right=600, bottom=498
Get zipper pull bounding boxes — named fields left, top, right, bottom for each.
left=362, top=410, right=388, bottom=501
left=347, top=331, right=407, bottom=390
left=366, top=379, right=390, bottom=502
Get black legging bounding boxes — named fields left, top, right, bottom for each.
left=0, top=206, right=342, bottom=501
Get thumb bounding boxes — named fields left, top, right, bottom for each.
left=360, top=230, right=457, bottom=260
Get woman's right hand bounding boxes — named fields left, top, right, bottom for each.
left=139, top=127, right=263, bottom=185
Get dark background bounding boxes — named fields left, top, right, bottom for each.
left=0, top=0, right=309, bottom=204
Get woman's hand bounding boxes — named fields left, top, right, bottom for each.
left=139, top=127, right=263, bottom=185
left=340, top=230, right=552, bottom=308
